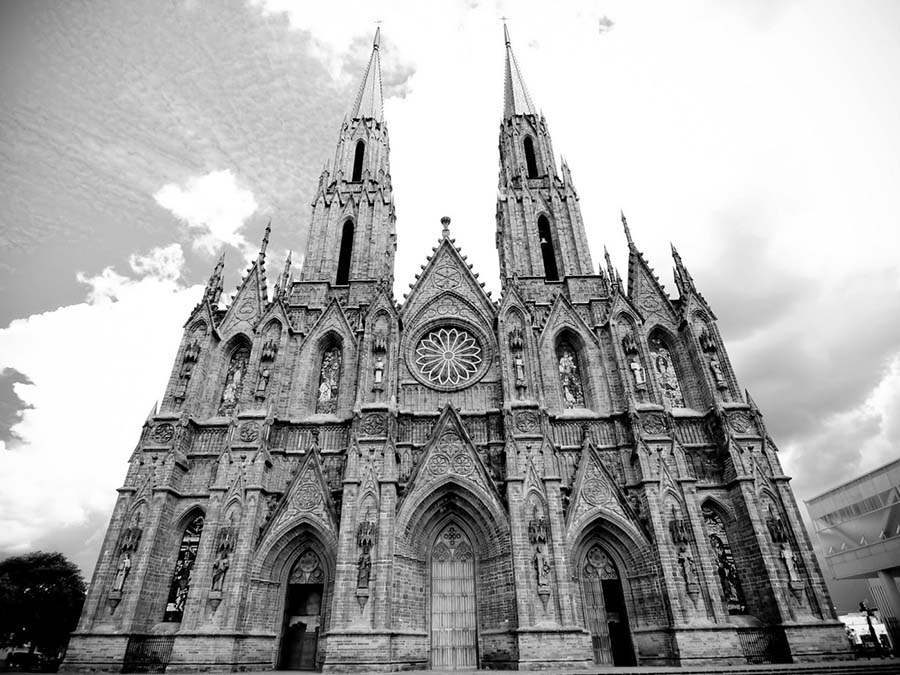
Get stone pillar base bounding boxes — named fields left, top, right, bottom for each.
left=782, top=620, right=855, bottom=662
left=515, top=626, right=592, bottom=670
left=60, top=633, right=129, bottom=673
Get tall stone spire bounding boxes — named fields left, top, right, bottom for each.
left=349, top=27, right=384, bottom=122
left=299, top=27, right=396, bottom=293
left=503, top=24, right=537, bottom=118
left=495, top=25, right=594, bottom=284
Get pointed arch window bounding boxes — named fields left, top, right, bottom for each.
left=538, top=216, right=559, bottom=281
left=316, top=344, right=342, bottom=414
left=702, top=506, right=746, bottom=614
left=163, top=514, right=205, bottom=622
left=351, top=140, right=365, bottom=182
left=648, top=333, right=685, bottom=407
left=218, top=344, right=250, bottom=416
left=556, top=339, right=585, bottom=408
left=336, top=220, right=354, bottom=285
left=524, top=136, right=539, bottom=178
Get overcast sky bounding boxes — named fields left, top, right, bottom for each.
left=1, top=0, right=899, bottom=611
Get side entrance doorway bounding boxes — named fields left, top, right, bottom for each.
left=280, top=549, right=325, bottom=670
left=581, top=544, right=636, bottom=666
left=431, top=524, right=477, bottom=669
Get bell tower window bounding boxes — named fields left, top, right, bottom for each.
left=537, top=216, right=559, bottom=281
left=336, top=220, right=354, bottom=285
left=351, top=140, right=365, bottom=182
left=523, top=136, right=539, bottom=178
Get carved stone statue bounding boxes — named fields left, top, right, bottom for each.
left=357, top=550, right=372, bottom=589
left=533, top=545, right=551, bottom=591
left=709, top=356, right=727, bottom=388
left=211, top=551, right=230, bottom=591
left=256, top=368, right=270, bottom=396
left=113, top=552, right=131, bottom=591
left=373, top=355, right=385, bottom=386
left=780, top=544, right=801, bottom=584
left=514, top=352, right=526, bottom=385
left=677, top=546, right=699, bottom=592
left=629, top=357, right=646, bottom=387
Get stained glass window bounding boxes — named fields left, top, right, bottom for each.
left=557, top=341, right=585, bottom=408
left=218, top=345, right=250, bottom=416
left=316, top=346, right=341, bottom=414
left=163, top=514, right=205, bottom=622
left=649, top=334, right=685, bottom=408
left=702, top=507, right=746, bottom=614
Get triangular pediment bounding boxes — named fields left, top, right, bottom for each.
left=538, top=293, right=600, bottom=349
left=627, top=245, right=676, bottom=324
left=400, top=236, right=495, bottom=324
left=399, top=404, right=504, bottom=511
left=257, top=447, right=338, bottom=549
left=220, top=259, right=268, bottom=336
left=298, top=298, right=358, bottom=352
left=567, top=439, right=632, bottom=530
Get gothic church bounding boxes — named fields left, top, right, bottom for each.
left=65, top=27, right=850, bottom=671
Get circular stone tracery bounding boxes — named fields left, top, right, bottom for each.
left=415, top=327, right=483, bottom=387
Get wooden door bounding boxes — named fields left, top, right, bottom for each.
left=581, top=544, right=634, bottom=666
left=431, top=525, right=477, bottom=669
left=280, top=583, right=323, bottom=670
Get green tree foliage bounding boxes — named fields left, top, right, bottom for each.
left=0, top=552, right=86, bottom=657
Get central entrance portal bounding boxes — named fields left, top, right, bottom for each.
left=280, top=549, right=325, bottom=670
left=581, top=544, right=635, bottom=666
left=430, top=524, right=477, bottom=669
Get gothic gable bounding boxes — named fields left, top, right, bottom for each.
left=566, top=440, right=637, bottom=536
left=257, top=447, right=338, bottom=550
left=398, top=404, right=504, bottom=515
left=299, top=298, right=358, bottom=352
left=400, top=235, right=495, bottom=325
left=538, top=294, right=600, bottom=349
left=626, top=246, right=676, bottom=326
left=219, top=260, right=268, bottom=337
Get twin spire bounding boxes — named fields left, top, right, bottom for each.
left=503, top=24, right=538, bottom=118
left=349, top=27, right=384, bottom=122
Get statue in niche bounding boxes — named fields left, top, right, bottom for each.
left=556, top=342, right=585, bottom=408
left=629, top=357, right=646, bottom=388
left=766, top=505, right=788, bottom=543
left=514, top=352, right=526, bottom=386
left=316, top=347, right=341, bottom=414
left=649, top=335, right=685, bottom=407
left=709, top=356, right=727, bottom=389
left=533, top=545, right=552, bottom=591
left=211, top=551, right=230, bottom=592
left=357, top=550, right=372, bottom=589
left=677, top=545, right=700, bottom=592
left=698, top=325, right=716, bottom=353
left=668, top=506, right=690, bottom=545
left=175, top=361, right=193, bottom=399
left=780, top=544, right=802, bottom=585
left=621, top=329, right=638, bottom=356
left=113, top=552, right=131, bottom=592
left=255, top=368, right=270, bottom=397
left=218, top=346, right=250, bottom=416
left=373, top=354, right=385, bottom=388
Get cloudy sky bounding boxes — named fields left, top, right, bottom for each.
left=1, top=0, right=899, bottom=610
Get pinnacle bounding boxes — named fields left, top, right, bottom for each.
left=502, top=24, right=538, bottom=118
left=350, top=28, right=384, bottom=122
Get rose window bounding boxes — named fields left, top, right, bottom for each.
left=415, top=327, right=482, bottom=386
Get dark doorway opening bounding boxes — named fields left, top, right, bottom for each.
left=280, top=583, right=323, bottom=670
left=581, top=544, right=635, bottom=666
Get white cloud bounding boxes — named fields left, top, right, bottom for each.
left=0, top=247, right=200, bottom=553
left=154, top=170, right=258, bottom=255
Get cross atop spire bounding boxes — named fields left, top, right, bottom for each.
left=502, top=24, right=538, bottom=118
left=350, top=28, right=384, bottom=122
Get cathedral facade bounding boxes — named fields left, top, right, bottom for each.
left=65, top=28, right=850, bottom=672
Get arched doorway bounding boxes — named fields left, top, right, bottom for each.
left=581, top=544, right=635, bottom=666
left=431, top=523, right=477, bottom=669
left=280, top=549, right=325, bottom=670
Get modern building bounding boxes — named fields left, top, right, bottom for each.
left=807, top=458, right=900, bottom=652
left=64, top=28, right=850, bottom=671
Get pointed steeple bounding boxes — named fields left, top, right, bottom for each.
left=604, top=246, right=623, bottom=294
left=203, top=252, right=225, bottom=306
left=259, top=220, right=271, bottom=261
left=503, top=24, right=538, bottom=118
left=621, top=210, right=634, bottom=247
left=350, top=28, right=384, bottom=122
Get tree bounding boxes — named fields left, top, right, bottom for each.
left=0, top=552, right=86, bottom=657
